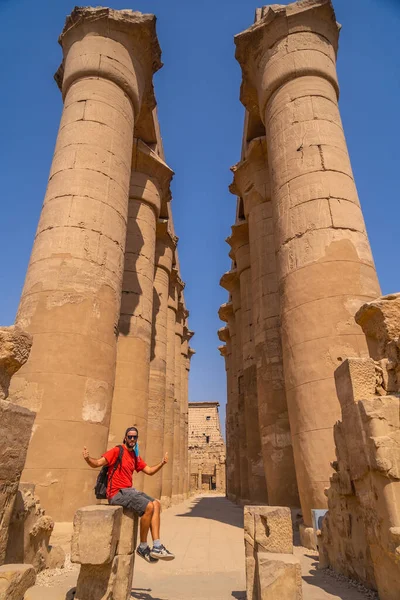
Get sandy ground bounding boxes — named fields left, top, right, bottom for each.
left=26, top=494, right=378, bottom=599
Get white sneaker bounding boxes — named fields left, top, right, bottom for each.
left=150, top=544, right=175, bottom=561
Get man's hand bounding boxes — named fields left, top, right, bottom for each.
left=162, top=452, right=168, bottom=465
left=82, top=447, right=107, bottom=469
left=83, top=446, right=90, bottom=462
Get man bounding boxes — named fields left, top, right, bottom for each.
left=82, top=426, right=174, bottom=563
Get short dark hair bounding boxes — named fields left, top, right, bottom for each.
left=123, top=426, right=138, bottom=442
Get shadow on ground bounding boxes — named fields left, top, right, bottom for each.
left=303, top=560, right=369, bottom=599
left=131, top=589, right=167, bottom=600
left=231, top=591, right=246, bottom=599
left=175, top=496, right=243, bottom=528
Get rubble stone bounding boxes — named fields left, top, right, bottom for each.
left=0, top=564, right=36, bottom=600
left=320, top=293, right=400, bottom=600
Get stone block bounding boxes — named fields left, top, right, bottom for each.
left=71, top=506, right=122, bottom=565
left=117, top=508, right=138, bottom=556
left=0, top=401, right=35, bottom=564
left=299, top=524, right=317, bottom=551
left=257, top=553, right=303, bottom=600
left=245, top=506, right=293, bottom=554
left=46, top=545, right=66, bottom=570
left=74, top=554, right=134, bottom=600
left=111, top=554, right=135, bottom=600
left=73, top=563, right=114, bottom=600
left=0, top=564, right=36, bottom=600
left=334, top=358, right=376, bottom=409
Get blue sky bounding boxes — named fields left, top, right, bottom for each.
left=0, top=0, right=399, bottom=434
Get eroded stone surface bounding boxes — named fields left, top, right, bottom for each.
left=0, top=326, right=32, bottom=400
left=320, top=293, right=400, bottom=600
left=0, top=564, right=36, bottom=600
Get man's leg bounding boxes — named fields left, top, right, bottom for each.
left=140, top=501, right=154, bottom=543
left=150, top=499, right=161, bottom=541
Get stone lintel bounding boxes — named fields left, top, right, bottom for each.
left=220, top=269, right=239, bottom=293
left=234, top=0, right=340, bottom=118
left=218, top=302, right=234, bottom=323
left=57, top=7, right=162, bottom=116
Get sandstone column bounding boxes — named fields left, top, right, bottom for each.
left=230, top=138, right=299, bottom=508
left=161, top=269, right=179, bottom=506
left=227, top=223, right=268, bottom=504
left=143, top=222, right=176, bottom=499
left=219, top=302, right=241, bottom=502
left=108, top=142, right=172, bottom=495
left=218, top=328, right=234, bottom=499
left=178, top=323, right=190, bottom=499
left=185, top=347, right=195, bottom=496
left=10, top=7, right=161, bottom=519
left=235, top=0, right=381, bottom=534
left=172, top=295, right=185, bottom=503
left=220, top=270, right=250, bottom=504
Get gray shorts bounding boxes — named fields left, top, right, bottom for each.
left=109, top=488, right=154, bottom=517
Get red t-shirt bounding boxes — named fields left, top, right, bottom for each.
left=102, top=446, right=147, bottom=499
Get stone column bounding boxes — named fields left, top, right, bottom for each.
left=108, top=142, right=172, bottom=494
left=172, top=297, right=185, bottom=504
left=185, top=347, right=195, bottom=497
left=231, top=138, right=299, bottom=508
left=219, top=302, right=241, bottom=502
left=160, top=269, right=180, bottom=506
left=228, top=223, right=268, bottom=504
left=220, top=270, right=250, bottom=504
left=143, top=223, right=176, bottom=499
left=218, top=328, right=234, bottom=499
left=235, top=0, right=381, bottom=533
left=178, top=324, right=192, bottom=499
left=10, top=7, right=161, bottom=520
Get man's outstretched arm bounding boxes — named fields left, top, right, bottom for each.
left=143, top=452, right=168, bottom=476
left=82, top=446, right=107, bottom=468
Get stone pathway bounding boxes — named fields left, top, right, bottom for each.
left=27, top=494, right=376, bottom=599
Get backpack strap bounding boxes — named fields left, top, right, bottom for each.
left=107, top=445, right=124, bottom=494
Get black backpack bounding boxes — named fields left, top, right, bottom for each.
left=94, top=445, right=124, bottom=500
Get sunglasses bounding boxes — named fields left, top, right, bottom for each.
left=127, top=435, right=138, bottom=440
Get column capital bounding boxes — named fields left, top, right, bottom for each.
left=227, top=222, right=250, bottom=274
left=218, top=345, right=227, bottom=358
left=155, top=219, right=177, bottom=274
left=235, top=0, right=340, bottom=119
left=130, top=139, right=174, bottom=217
left=183, top=327, right=195, bottom=343
left=218, top=326, right=230, bottom=344
left=230, top=137, right=270, bottom=217
left=220, top=269, right=239, bottom=293
left=56, top=7, right=162, bottom=117
left=218, top=302, right=234, bottom=323
left=171, top=268, right=185, bottom=293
